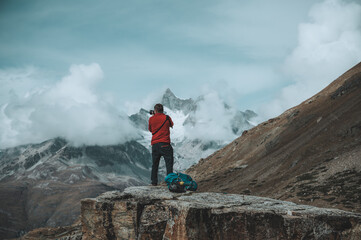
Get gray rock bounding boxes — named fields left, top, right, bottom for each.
left=81, top=186, right=361, bottom=240
left=161, top=88, right=197, bottom=114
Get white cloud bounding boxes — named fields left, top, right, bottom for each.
left=259, top=0, right=361, bottom=119
left=0, top=63, right=138, bottom=148
left=46, top=63, right=103, bottom=107
left=285, top=0, right=361, bottom=82
left=184, top=90, right=237, bottom=142
left=0, top=66, right=46, bottom=104
left=124, top=88, right=164, bottom=116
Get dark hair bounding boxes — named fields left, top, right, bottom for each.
left=154, top=103, right=164, bottom=113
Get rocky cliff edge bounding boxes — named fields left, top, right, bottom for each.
left=77, top=186, right=361, bottom=240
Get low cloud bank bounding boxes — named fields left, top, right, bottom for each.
left=0, top=63, right=138, bottom=148
left=259, top=0, right=361, bottom=119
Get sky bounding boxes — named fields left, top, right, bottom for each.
left=0, top=0, right=361, bottom=148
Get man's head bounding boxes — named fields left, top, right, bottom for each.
left=154, top=103, right=164, bottom=113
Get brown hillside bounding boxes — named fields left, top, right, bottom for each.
left=187, top=62, right=361, bottom=213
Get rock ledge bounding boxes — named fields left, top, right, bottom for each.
left=81, top=186, right=361, bottom=239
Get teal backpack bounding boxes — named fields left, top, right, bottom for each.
left=165, top=172, right=198, bottom=193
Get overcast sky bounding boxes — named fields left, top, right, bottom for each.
left=1, top=0, right=361, bottom=147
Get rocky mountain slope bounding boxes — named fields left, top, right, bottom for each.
left=0, top=138, right=151, bottom=239
left=130, top=88, right=257, bottom=171
left=187, top=62, right=361, bottom=213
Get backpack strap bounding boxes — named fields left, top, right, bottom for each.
left=152, top=115, right=170, bottom=135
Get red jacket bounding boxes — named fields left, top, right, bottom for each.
left=148, top=113, right=174, bottom=145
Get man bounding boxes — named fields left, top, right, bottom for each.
left=148, top=103, right=174, bottom=186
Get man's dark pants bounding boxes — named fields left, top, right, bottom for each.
left=151, top=142, right=174, bottom=185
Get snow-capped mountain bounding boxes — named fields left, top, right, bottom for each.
left=161, top=88, right=197, bottom=114
left=0, top=138, right=151, bottom=239
left=0, top=138, right=151, bottom=185
left=129, top=88, right=257, bottom=172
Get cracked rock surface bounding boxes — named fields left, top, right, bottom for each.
left=81, top=186, right=361, bottom=240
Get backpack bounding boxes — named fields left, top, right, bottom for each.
left=165, top=172, right=198, bottom=192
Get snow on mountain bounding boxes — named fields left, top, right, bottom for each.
left=161, top=88, right=197, bottom=114
left=129, top=88, right=257, bottom=172
left=0, top=138, right=151, bottom=186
